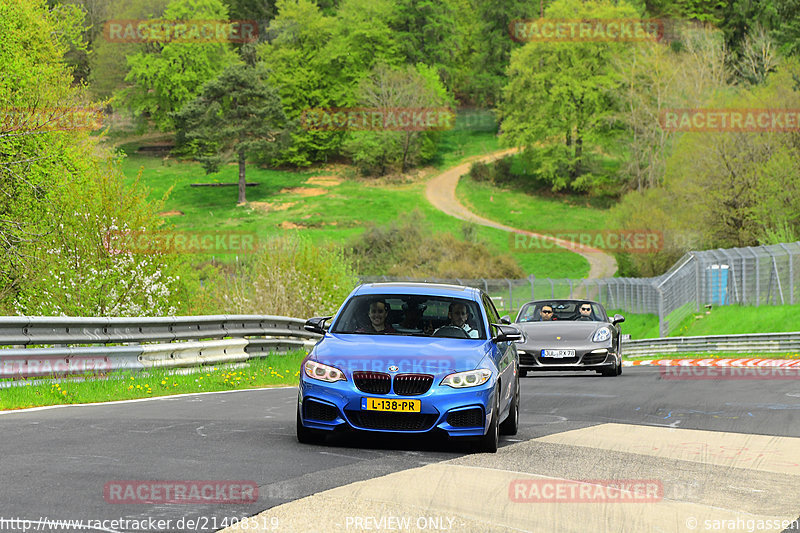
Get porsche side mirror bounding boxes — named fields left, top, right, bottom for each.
left=611, top=314, right=625, bottom=325
left=500, top=315, right=511, bottom=325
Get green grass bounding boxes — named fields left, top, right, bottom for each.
left=673, top=303, right=800, bottom=337
left=118, top=131, right=585, bottom=277
left=609, top=303, right=800, bottom=341
left=456, top=175, right=614, bottom=278
left=607, top=309, right=660, bottom=340
left=0, top=352, right=304, bottom=411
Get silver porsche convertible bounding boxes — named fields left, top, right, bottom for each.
left=512, top=299, right=624, bottom=377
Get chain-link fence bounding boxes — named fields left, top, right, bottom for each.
left=360, top=241, right=800, bottom=337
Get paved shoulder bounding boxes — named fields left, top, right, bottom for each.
left=222, top=423, right=800, bottom=533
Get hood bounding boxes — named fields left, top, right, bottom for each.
left=515, top=321, right=609, bottom=344
left=310, top=333, right=491, bottom=375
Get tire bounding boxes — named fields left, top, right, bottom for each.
left=499, top=376, right=519, bottom=436
left=601, top=356, right=620, bottom=377
left=519, top=369, right=528, bottom=378
left=476, top=392, right=500, bottom=453
left=296, top=405, right=325, bottom=445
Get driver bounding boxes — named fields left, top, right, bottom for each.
left=434, top=302, right=479, bottom=338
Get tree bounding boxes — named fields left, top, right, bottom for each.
left=119, top=0, right=238, bottom=132
left=1, top=0, right=197, bottom=315
left=613, top=25, right=729, bottom=191
left=342, top=63, right=453, bottom=175
left=175, top=58, right=290, bottom=204
left=500, top=0, right=640, bottom=191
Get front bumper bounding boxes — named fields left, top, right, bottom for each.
left=517, top=345, right=617, bottom=371
left=297, top=376, right=496, bottom=438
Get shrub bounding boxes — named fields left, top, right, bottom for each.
left=348, top=211, right=525, bottom=278
left=211, top=235, right=358, bottom=317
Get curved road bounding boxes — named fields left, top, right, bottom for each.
left=425, top=148, right=618, bottom=279
left=3, top=369, right=800, bottom=532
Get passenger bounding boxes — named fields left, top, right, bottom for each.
left=576, top=302, right=594, bottom=321
left=356, top=299, right=396, bottom=334
left=434, top=302, right=479, bottom=338
left=539, top=305, right=556, bottom=321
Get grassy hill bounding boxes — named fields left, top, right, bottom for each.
left=117, top=131, right=597, bottom=278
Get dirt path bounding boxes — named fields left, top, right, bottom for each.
left=425, top=148, right=617, bottom=279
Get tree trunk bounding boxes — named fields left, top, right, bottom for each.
left=238, top=148, right=247, bottom=205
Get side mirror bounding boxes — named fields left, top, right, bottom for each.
left=304, top=316, right=332, bottom=335
left=611, top=314, right=625, bottom=325
left=500, top=315, right=511, bottom=325
left=492, top=323, right=523, bottom=343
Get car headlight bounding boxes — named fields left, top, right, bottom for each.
left=592, top=327, right=612, bottom=343
left=441, top=368, right=491, bottom=388
left=304, top=360, right=346, bottom=383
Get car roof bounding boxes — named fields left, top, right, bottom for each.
left=352, top=282, right=481, bottom=300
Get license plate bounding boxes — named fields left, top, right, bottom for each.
left=541, top=349, right=576, bottom=358
left=361, top=397, right=421, bottom=412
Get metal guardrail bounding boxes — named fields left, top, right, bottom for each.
left=0, top=315, right=321, bottom=386
left=622, top=332, right=800, bottom=357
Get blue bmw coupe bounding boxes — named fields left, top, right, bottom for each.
left=297, top=282, right=523, bottom=453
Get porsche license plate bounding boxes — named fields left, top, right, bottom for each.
left=361, top=397, right=421, bottom=412
left=541, top=349, right=576, bottom=358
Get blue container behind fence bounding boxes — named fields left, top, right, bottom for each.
left=707, top=265, right=729, bottom=305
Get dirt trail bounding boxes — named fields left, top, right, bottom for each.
left=424, top=148, right=617, bottom=279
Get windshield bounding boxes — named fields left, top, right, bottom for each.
left=330, top=294, right=486, bottom=339
left=517, top=300, right=608, bottom=322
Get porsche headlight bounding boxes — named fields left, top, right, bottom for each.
left=304, top=360, right=346, bottom=383
left=441, top=368, right=491, bottom=388
left=592, top=327, right=612, bottom=343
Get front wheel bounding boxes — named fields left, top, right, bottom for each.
left=519, top=369, right=528, bottom=378
left=476, top=393, right=499, bottom=453
left=296, top=405, right=325, bottom=444
left=499, top=377, right=519, bottom=436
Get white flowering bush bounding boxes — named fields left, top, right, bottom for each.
left=13, top=213, right=181, bottom=316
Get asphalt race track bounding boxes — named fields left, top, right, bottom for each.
left=2, top=367, right=800, bottom=533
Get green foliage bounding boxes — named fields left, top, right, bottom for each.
left=500, top=0, right=640, bottom=192
left=348, top=212, right=525, bottom=278
left=342, top=63, right=453, bottom=175
left=211, top=235, right=358, bottom=317
left=610, top=59, right=800, bottom=275
left=89, top=0, right=171, bottom=100
left=174, top=59, right=291, bottom=204
left=119, top=0, right=238, bottom=132
left=1, top=0, right=201, bottom=316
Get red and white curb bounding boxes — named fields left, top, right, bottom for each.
left=624, top=358, right=800, bottom=367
